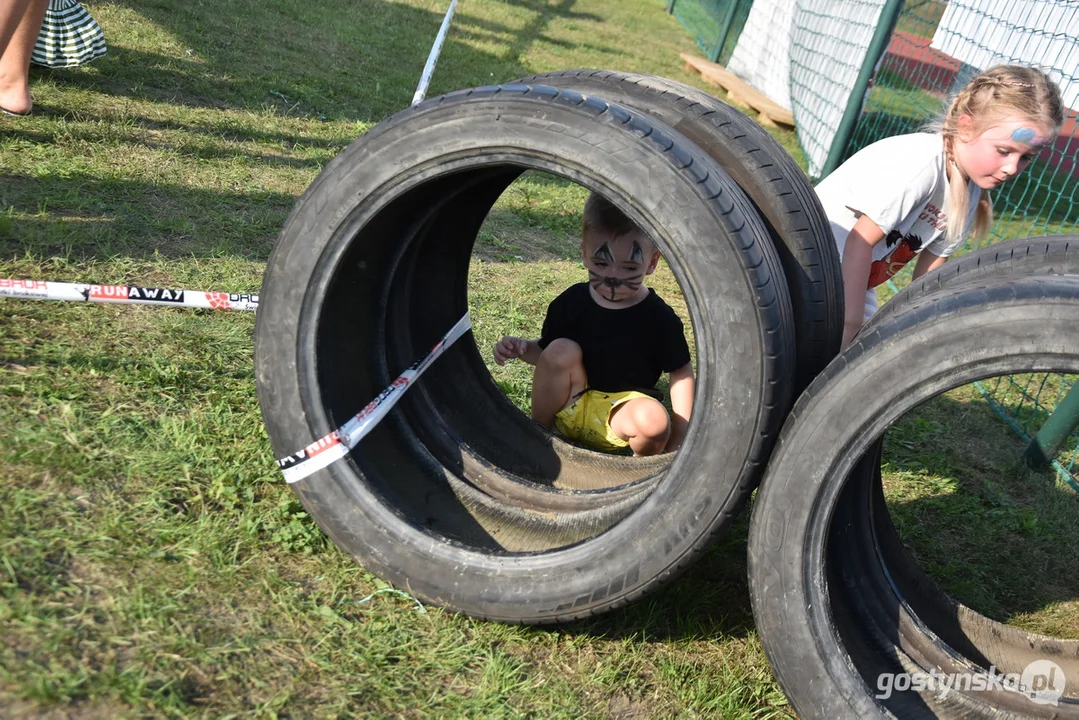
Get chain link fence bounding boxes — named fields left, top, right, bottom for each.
left=665, top=0, right=751, bottom=65
left=666, top=0, right=1079, bottom=488
left=855, top=0, right=1079, bottom=489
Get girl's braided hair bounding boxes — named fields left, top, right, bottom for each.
left=935, top=65, right=1064, bottom=244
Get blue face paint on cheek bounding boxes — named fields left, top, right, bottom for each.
left=1011, top=127, right=1036, bottom=144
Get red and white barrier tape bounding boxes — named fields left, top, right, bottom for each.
left=0, top=279, right=259, bottom=311
left=2, top=279, right=469, bottom=482
left=276, top=312, right=472, bottom=483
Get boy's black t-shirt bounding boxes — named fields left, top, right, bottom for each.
left=537, top=283, right=691, bottom=400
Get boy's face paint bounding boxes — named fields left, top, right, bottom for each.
left=582, top=232, right=657, bottom=303
left=954, top=115, right=1054, bottom=190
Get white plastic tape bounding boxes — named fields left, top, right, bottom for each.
left=0, top=279, right=258, bottom=311
left=276, top=312, right=472, bottom=483
left=411, top=0, right=459, bottom=106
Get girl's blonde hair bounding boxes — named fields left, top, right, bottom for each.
left=935, top=65, right=1064, bottom=244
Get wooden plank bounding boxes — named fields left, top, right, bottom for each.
left=684, top=54, right=795, bottom=127
left=724, top=90, right=749, bottom=108
left=756, top=113, right=778, bottom=129
left=680, top=53, right=795, bottom=128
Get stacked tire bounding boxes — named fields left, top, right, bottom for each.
left=254, top=68, right=1078, bottom=715
left=253, top=72, right=842, bottom=623
left=748, top=236, right=1079, bottom=718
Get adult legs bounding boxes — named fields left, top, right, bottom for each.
left=530, top=338, right=587, bottom=428
left=0, top=0, right=48, bottom=115
left=609, top=397, right=670, bottom=456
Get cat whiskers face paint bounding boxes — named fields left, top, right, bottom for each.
left=584, top=237, right=647, bottom=302
left=587, top=269, right=645, bottom=301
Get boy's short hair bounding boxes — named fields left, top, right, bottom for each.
left=582, top=192, right=643, bottom=240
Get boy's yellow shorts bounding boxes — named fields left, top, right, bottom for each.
left=553, top=389, right=653, bottom=453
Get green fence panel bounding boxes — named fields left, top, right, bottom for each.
left=667, top=0, right=1079, bottom=488
left=666, top=0, right=752, bottom=65
left=790, top=0, right=900, bottom=178
left=854, top=0, right=1079, bottom=488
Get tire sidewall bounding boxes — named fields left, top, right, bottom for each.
left=256, top=88, right=791, bottom=619
left=749, top=281, right=1079, bottom=717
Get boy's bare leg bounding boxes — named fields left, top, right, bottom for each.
left=530, top=339, right=586, bottom=428
left=0, top=0, right=48, bottom=115
left=609, top=397, right=671, bottom=456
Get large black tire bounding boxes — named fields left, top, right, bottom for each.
left=796, top=235, right=1079, bottom=718
left=873, top=234, right=1079, bottom=325
left=255, top=84, right=795, bottom=622
left=514, top=69, right=842, bottom=393
left=859, top=234, right=1079, bottom=650
left=748, top=276, right=1079, bottom=718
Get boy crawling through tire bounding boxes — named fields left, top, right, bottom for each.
left=493, top=192, right=695, bottom=456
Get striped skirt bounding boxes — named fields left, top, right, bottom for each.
left=31, top=0, right=107, bottom=69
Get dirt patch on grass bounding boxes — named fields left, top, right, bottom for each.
left=0, top=698, right=136, bottom=720
left=607, top=691, right=653, bottom=720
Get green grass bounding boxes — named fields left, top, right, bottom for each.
left=883, top=383, right=1079, bottom=638
left=2, top=1, right=1076, bottom=718
left=0, top=1, right=794, bottom=717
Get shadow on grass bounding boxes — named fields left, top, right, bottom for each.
left=0, top=348, right=255, bottom=383
left=882, top=388, right=1079, bottom=632
left=5, top=111, right=342, bottom=171
left=571, top=381, right=1079, bottom=645
left=4, top=0, right=629, bottom=264
left=466, top=0, right=604, bottom=65
left=74, top=0, right=595, bottom=123
left=104, top=0, right=520, bottom=121
left=565, top=506, right=757, bottom=643
left=0, top=171, right=293, bottom=261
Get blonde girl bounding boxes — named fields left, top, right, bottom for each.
left=815, top=64, right=1065, bottom=348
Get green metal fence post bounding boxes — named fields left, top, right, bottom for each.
left=818, top=0, right=905, bottom=179
left=1024, top=382, right=1079, bottom=471
left=667, top=0, right=677, bottom=14
left=710, top=0, right=741, bottom=63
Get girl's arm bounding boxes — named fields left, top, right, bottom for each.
left=912, top=250, right=947, bottom=279
left=841, top=214, right=887, bottom=349
left=665, top=362, right=695, bottom=452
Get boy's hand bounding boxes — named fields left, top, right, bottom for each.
left=665, top=362, right=695, bottom=452
left=494, top=336, right=529, bottom=366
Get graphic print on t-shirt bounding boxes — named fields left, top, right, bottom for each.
left=867, top=230, right=923, bottom=288
left=865, top=198, right=950, bottom=288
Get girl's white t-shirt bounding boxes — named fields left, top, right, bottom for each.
left=815, top=132, right=981, bottom=289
